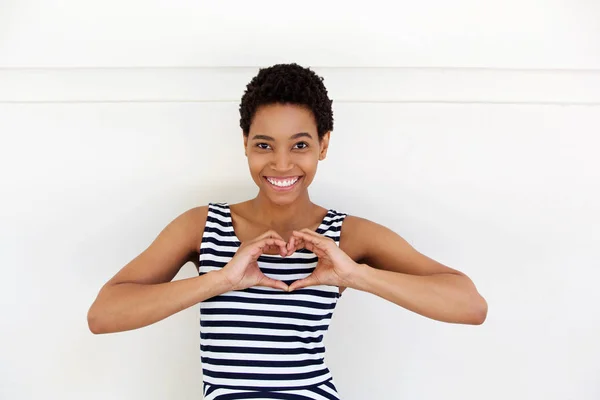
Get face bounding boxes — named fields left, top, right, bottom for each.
left=243, top=103, right=330, bottom=204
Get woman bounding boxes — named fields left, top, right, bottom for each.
left=87, top=63, right=488, bottom=399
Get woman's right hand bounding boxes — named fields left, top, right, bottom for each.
left=219, top=230, right=290, bottom=292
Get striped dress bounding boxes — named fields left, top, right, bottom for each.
left=197, top=202, right=347, bottom=400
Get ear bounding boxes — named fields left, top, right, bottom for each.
left=318, top=131, right=331, bottom=161
left=243, top=132, right=249, bottom=157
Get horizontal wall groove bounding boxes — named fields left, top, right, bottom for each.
left=2, top=67, right=599, bottom=104
left=2, top=66, right=600, bottom=73
left=2, top=100, right=600, bottom=106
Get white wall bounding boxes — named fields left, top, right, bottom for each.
left=1, top=1, right=599, bottom=399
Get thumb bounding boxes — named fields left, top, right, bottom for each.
left=257, top=274, right=289, bottom=292
left=289, top=274, right=320, bottom=292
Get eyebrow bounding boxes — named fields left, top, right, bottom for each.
left=251, top=132, right=313, bottom=141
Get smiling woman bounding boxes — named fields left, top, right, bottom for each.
left=245, top=104, right=323, bottom=199
left=87, top=63, right=487, bottom=399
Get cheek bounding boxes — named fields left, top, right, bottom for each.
left=297, top=153, right=319, bottom=170
left=247, top=154, right=267, bottom=175
left=247, top=162, right=263, bottom=186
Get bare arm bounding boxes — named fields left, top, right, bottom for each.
left=341, top=216, right=488, bottom=325
left=87, top=206, right=230, bottom=334
left=351, top=264, right=486, bottom=324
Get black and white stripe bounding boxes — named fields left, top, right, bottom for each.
left=198, top=202, right=346, bottom=395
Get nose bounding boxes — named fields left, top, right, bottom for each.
left=271, top=149, right=294, bottom=172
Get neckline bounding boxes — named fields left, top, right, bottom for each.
left=223, top=202, right=332, bottom=247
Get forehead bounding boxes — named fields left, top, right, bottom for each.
left=250, top=103, right=317, bottom=136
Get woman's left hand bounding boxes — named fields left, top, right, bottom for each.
left=287, top=229, right=362, bottom=291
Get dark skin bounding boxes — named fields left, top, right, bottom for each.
left=203, top=102, right=486, bottom=323
left=88, top=102, right=486, bottom=334
left=227, top=201, right=350, bottom=293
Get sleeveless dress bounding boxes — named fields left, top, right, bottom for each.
left=197, top=202, right=347, bottom=400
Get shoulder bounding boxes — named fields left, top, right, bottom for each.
left=338, top=214, right=385, bottom=263
left=342, top=214, right=399, bottom=236
left=177, top=204, right=210, bottom=226
left=166, top=205, right=210, bottom=254
left=339, top=214, right=417, bottom=264
left=339, top=213, right=461, bottom=276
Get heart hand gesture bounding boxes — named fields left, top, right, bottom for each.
left=220, top=230, right=290, bottom=292
left=287, top=229, right=361, bottom=292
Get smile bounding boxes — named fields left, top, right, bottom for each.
left=264, top=176, right=302, bottom=191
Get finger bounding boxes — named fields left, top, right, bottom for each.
left=288, top=236, right=306, bottom=255
left=257, top=275, right=289, bottom=292
left=299, top=229, right=335, bottom=244
left=257, top=232, right=288, bottom=257
left=264, top=238, right=287, bottom=254
left=292, top=230, right=333, bottom=254
left=289, top=235, right=324, bottom=257
left=269, top=238, right=288, bottom=256
left=262, top=237, right=287, bottom=248
left=263, top=238, right=289, bottom=258
left=299, top=229, right=335, bottom=249
left=289, top=274, right=321, bottom=292
left=249, top=238, right=287, bottom=259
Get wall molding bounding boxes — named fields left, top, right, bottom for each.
left=2, top=67, right=599, bottom=104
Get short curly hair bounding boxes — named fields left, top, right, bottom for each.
left=239, top=63, right=334, bottom=139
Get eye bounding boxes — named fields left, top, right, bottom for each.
left=256, top=143, right=271, bottom=150
left=294, top=142, right=309, bottom=150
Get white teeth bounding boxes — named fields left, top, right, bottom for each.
left=266, top=177, right=299, bottom=187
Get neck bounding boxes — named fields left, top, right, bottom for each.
left=249, top=189, right=315, bottom=231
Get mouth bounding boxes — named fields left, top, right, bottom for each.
left=263, top=176, right=303, bottom=192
